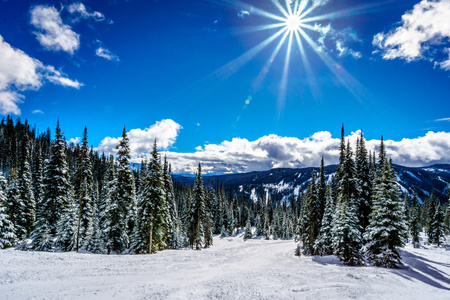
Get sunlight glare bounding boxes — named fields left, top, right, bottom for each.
left=285, top=14, right=301, bottom=31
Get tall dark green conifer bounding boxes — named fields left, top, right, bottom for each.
left=189, top=163, right=206, bottom=250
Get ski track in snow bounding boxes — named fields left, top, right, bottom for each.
left=1, top=235, right=450, bottom=300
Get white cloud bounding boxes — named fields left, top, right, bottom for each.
left=130, top=130, right=450, bottom=174
left=68, top=137, right=80, bottom=144
left=95, top=47, right=120, bottom=61
left=0, top=34, right=81, bottom=115
left=68, top=3, right=105, bottom=22
left=373, top=0, right=450, bottom=70
left=30, top=5, right=80, bottom=54
left=97, top=119, right=182, bottom=156
left=312, top=23, right=362, bottom=59
left=237, top=10, right=250, bottom=19
left=32, top=109, right=44, bottom=114
left=435, top=117, right=450, bottom=122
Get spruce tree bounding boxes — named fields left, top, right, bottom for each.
left=115, top=127, right=136, bottom=244
left=244, top=217, right=252, bottom=240
left=314, top=184, right=335, bottom=255
left=355, top=131, right=372, bottom=232
left=74, top=127, right=93, bottom=251
left=17, top=133, right=35, bottom=237
left=332, top=141, right=364, bottom=265
left=163, top=158, right=179, bottom=249
left=364, top=159, right=407, bottom=267
left=6, top=172, right=25, bottom=238
left=0, top=172, right=15, bottom=248
left=189, top=163, right=206, bottom=250
left=409, top=192, right=421, bottom=248
left=56, top=188, right=78, bottom=251
left=303, top=170, right=321, bottom=255
left=428, top=202, right=445, bottom=246
left=41, top=121, right=71, bottom=235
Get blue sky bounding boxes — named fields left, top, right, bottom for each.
left=1, top=0, right=450, bottom=173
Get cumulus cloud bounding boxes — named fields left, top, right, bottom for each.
left=30, top=5, right=80, bottom=54
left=373, top=0, right=450, bottom=70
left=68, top=137, right=80, bottom=144
left=135, top=130, right=450, bottom=174
left=312, top=23, right=362, bottom=59
left=97, top=119, right=182, bottom=156
left=68, top=3, right=105, bottom=22
left=96, top=47, right=120, bottom=61
left=0, top=34, right=81, bottom=115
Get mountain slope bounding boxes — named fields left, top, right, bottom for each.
left=174, top=164, right=450, bottom=203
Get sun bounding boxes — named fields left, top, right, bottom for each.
left=285, top=14, right=302, bottom=31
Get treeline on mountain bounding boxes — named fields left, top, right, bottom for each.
left=0, top=117, right=449, bottom=268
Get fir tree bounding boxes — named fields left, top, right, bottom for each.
left=428, top=202, right=445, bottom=246
left=409, top=192, right=421, bottom=248
left=189, top=163, right=206, bottom=250
left=364, top=159, right=407, bottom=268
left=41, top=121, right=71, bottom=235
left=303, top=170, right=321, bottom=255
left=115, top=127, right=136, bottom=244
left=314, top=184, right=335, bottom=255
left=56, top=188, right=78, bottom=251
left=244, top=217, right=252, bottom=240
left=0, top=173, right=15, bottom=248
left=6, top=172, right=26, bottom=238
left=332, top=141, right=364, bottom=266
left=355, top=131, right=372, bottom=232
left=163, top=158, right=179, bottom=249
left=17, top=133, right=35, bottom=237
left=74, top=127, right=93, bottom=251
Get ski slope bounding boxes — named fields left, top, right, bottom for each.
left=0, top=234, right=449, bottom=299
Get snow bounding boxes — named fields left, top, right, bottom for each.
left=405, top=171, right=422, bottom=182
left=1, top=234, right=449, bottom=299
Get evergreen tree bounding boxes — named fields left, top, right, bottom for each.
left=364, top=159, right=407, bottom=267
left=133, top=141, right=168, bottom=253
left=244, top=217, right=252, bottom=240
left=56, top=188, right=77, bottom=251
left=115, top=127, right=136, bottom=245
left=332, top=141, right=363, bottom=266
left=41, top=121, right=71, bottom=235
left=88, top=182, right=104, bottom=253
left=314, top=184, right=335, bottom=255
left=428, top=202, right=445, bottom=246
left=409, top=192, right=421, bottom=248
left=303, top=170, right=321, bottom=255
left=189, top=163, right=206, bottom=250
left=163, top=158, right=179, bottom=249
left=317, top=158, right=327, bottom=223
left=0, top=173, right=15, bottom=248
left=17, top=133, right=35, bottom=237
left=104, top=156, right=128, bottom=254
left=74, top=127, right=93, bottom=251
left=6, top=172, right=26, bottom=238
left=355, top=131, right=372, bottom=232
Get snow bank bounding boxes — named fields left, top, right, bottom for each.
left=0, top=235, right=449, bottom=299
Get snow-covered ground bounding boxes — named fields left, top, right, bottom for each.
left=1, top=234, right=449, bottom=300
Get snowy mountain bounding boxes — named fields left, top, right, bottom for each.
left=174, top=164, right=450, bottom=203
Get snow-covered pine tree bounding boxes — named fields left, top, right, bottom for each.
left=163, top=158, right=179, bottom=249
left=332, top=140, right=364, bottom=266
left=364, top=159, right=407, bottom=268
left=18, top=133, right=35, bottom=237
left=409, top=192, right=421, bottom=248
left=0, top=172, right=16, bottom=248
left=189, top=163, right=206, bottom=250
left=115, top=127, right=136, bottom=244
left=244, top=216, right=252, bottom=240
left=88, top=182, right=104, bottom=253
left=32, top=145, right=44, bottom=220
left=6, top=172, right=26, bottom=238
left=314, top=184, right=335, bottom=255
left=74, top=127, right=93, bottom=251
left=104, top=155, right=128, bottom=254
left=303, top=170, right=321, bottom=255
left=355, top=131, right=372, bottom=232
left=56, top=187, right=78, bottom=251
left=428, top=202, right=445, bottom=246
left=317, top=157, right=327, bottom=224
left=41, top=121, right=71, bottom=235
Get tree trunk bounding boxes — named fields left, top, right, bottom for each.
left=149, top=224, right=153, bottom=254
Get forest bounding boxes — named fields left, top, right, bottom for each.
left=0, top=116, right=449, bottom=268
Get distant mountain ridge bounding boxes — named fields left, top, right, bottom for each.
left=174, top=164, right=450, bottom=203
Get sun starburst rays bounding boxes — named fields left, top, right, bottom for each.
left=205, top=0, right=366, bottom=116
